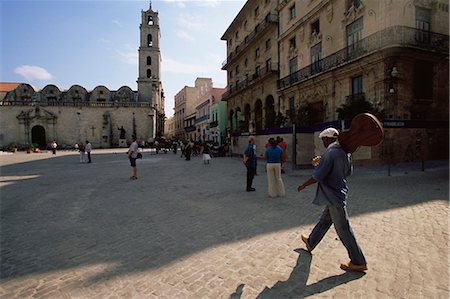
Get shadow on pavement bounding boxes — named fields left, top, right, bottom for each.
left=254, top=249, right=365, bottom=298
left=0, top=153, right=447, bottom=286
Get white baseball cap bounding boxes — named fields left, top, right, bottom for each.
left=319, top=127, right=339, bottom=138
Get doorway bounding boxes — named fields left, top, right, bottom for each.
left=31, top=125, right=46, bottom=148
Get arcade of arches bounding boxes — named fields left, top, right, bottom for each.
left=229, top=95, right=276, bottom=134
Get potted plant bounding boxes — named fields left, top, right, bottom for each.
left=9, top=142, right=17, bottom=153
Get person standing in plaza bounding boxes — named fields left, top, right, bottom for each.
left=243, top=136, right=256, bottom=192
left=297, top=127, right=367, bottom=272
left=85, top=140, right=92, bottom=163
left=185, top=140, right=193, bottom=161
left=51, top=140, right=57, bottom=155
left=202, top=142, right=211, bottom=164
left=78, top=142, right=86, bottom=163
left=264, top=137, right=285, bottom=197
left=128, top=134, right=138, bottom=180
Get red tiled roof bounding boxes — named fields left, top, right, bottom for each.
left=0, top=82, right=21, bottom=92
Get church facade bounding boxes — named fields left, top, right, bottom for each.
left=0, top=3, right=164, bottom=150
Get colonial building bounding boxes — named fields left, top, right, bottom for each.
left=0, top=2, right=165, bottom=149
left=221, top=0, right=279, bottom=134
left=222, top=0, right=449, bottom=164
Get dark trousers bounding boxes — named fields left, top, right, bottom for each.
left=308, top=204, right=366, bottom=265
left=52, top=149, right=56, bottom=155
left=87, top=152, right=91, bottom=163
left=185, top=149, right=191, bottom=160
left=246, top=165, right=255, bottom=190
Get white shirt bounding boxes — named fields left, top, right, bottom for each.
left=129, top=141, right=138, bottom=158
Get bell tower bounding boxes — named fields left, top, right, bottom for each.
left=138, top=1, right=164, bottom=138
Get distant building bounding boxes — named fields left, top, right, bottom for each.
left=174, top=78, right=226, bottom=142
left=0, top=3, right=165, bottom=149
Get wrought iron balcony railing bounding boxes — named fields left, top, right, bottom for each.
left=222, top=63, right=279, bottom=100
left=278, top=26, right=449, bottom=90
left=222, top=13, right=278, bottom=69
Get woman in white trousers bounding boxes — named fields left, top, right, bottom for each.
left=264, top=138, right=285, bottom=198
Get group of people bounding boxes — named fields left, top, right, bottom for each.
left=75, top=141, right=92, bottom=163
left=243, top=136, right=287, bottom=196
left=244, top=128, right=368, bottom=273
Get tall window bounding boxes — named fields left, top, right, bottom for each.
left=266, top=38, right=271, bottom=50
left=147, top=16, right=153, bottom=25
left=310, top=42, right=322, bottom=74
left=147, top=56, right=151, bottom=65
left=290, top=4, right=296, bottom=19
left=255, top=48, right=260, bottom=58
left=289, top=57, right=297, bottom=74
left=147, top=34, right=153, bottom=47
left=311, top=19, right=320, bottom=34
left=289, top=37, right=296, bottom=49
left=346, top=17, right=363, bottom=56
left=414, top=61, right=433, bottom=99
left=415, top=7, right=431, bottom=43
left=352, top=75, right=363, bottom=95
left=289, top=96, right=295, bottom=113
left=147, top=69, right=152, bottom=78
left=266, top=58, right=272, bottom=71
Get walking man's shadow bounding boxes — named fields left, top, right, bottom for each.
left=231, top=249, right=365, bottom=299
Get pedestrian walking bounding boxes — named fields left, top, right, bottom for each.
left=128, top=134, right=139, bottom=180
left=297, top=127, right=367, bottom=272
left=78, top=142, right=86, bottom=163
left=85, top=140, right=92, bottom=163
left=185, top=140, right=193, bottom=161
left=202, top=142, right=211, bottom=164
left=264, top=138, right=285, bottom=197
left=243, top=136, right=256, bottom=192
left=51, top=140, right=57, bottom=155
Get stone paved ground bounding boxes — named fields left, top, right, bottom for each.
left=0, top=150, right=448, bottom=299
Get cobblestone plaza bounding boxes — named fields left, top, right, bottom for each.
left=1, top=151, right=448, bottom=298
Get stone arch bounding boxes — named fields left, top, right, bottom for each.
left=265, top=95, right=276, bottom=128
left=31, top=125, right=46, bottom=148
left=14, top=83, right=35, bottom=103
left=90, top=85, right=111, bottom=103
left=67, top=85, right=88, bottom=103
left=243, top=103, right=251, bottom=132
left=235, top=107, right=242, bottom=132
left=254, top=99, right=263, bottom=131
left=41, top=84, right=61, bottom=104
left=115, top=86, right=134, bottom=103
left=229, top=109, right=235, bottom=133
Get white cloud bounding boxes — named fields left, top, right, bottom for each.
left=116, top=50, right=138, bottom=65
left=177, top=13, right=203, bottom=30
left=197, top=0, right=220, bottom=7
left=162, top=0, right=186, bottom=8
left=175, top=29, right=195, bottom=41
left=112, top=19, right=122, bottom=27
left=14, top=65, right=52, bottom=81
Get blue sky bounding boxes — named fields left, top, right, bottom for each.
left=0, top=0, right=246, bottom=116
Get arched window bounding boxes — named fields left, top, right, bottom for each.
left=147, top=34, right=153, bottom=47
left=147, top=56, right=151, bottom=65
left=147, top=69, right=152, bottom=78
left=147, top=16, right=153, bottom=25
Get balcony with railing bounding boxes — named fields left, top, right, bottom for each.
left=222, top=63, right=279, bottom=100
left=195, top=114, right=210, bottom=124
left=209, top=120, right=219, bottom=128
left=278, top=26, right=449, bottom=90
left=184, top=125, right=196, bottom=132
left=222, top=13, right=278, bottom=70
